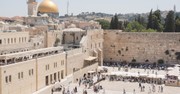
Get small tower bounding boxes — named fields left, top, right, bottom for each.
left=27, top=0, right=38, bottom=16
left=174, top=5, right=176, bottom=16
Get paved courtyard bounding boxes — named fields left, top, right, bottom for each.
left=53, top=66, right=180, bottom=94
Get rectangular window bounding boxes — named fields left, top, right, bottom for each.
left=45, top=76, right=49, bottom=86
left=45, top=65, right=49, bottom=70
left=58, top=71, right=60, bottom=80
left=0, top=39, right=2, bottom=44
left=5, top=76, right=8, bottom=83
left=32, top=69, right=34, bottom=75
left=21, top=72, right=23, bottom=78
left=50, top=74, right=52, bottom=84
left=19, top=37, right=21, bottom=43
left=8, top=38, right=10, bottom=44
left=14, top=38, right=16, bottom=43
left=29, top=70, right=31, bottom=76
left=11, top=38, right=13, bottom=44
left=54, top=73, right=56, bottom=81
left=29, top=69, right=34, bottom=76
left=18, top=73, right=20, bottom=79
left=9, top=75, right=11, bottom=82
left=61, top=70, right=64, bottom=79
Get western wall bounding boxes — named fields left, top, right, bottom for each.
left=103, top=30, right=180, bottom=64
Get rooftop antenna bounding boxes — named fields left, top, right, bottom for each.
left=174, top=4, right=176, bottom=20
left=67, top=0, right=69, bottom=16
left=156, top=0, right=159, bottom=10
left=174, top=5, right=176, bottom=14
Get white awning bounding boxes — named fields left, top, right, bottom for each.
left=85, top=56, right=97, bottom=61
left=88, top=71, right=95, bottom=73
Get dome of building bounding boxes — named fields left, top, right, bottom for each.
left=38, top=0, right=59, bottom=13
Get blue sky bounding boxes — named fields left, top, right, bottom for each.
left=0, top=0, right=179, bottom=17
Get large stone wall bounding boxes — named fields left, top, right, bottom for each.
left=104, top=30, right=180, bottom=64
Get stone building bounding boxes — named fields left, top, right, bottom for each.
left=0, top=26, right=103, bottom=94
left=0, top=31, right=32, bottom=55
left=0, top=0, right=104, bottom=94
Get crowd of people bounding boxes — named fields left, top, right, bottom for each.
left=103, top=61, right=173, bottom=70
left=49, top=61, right=171, bottom=94
left=51, top=72, right=105, bottom=94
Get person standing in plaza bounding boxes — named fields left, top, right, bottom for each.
left=123, top=89, right=126, bottom=94
left=133, top=89, right=136, bottom=94
left=158, top=86, right=160, bottom=92
left=161, top=86, right=163, bottom=92
left=79, top=78, right=82, bottom=86
left=103, top=88, right=105, bottom=94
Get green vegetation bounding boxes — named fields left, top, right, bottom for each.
left=147, top=9, right=163, bottom=32
left=175, top=16, right=180, bottom=32
left=158, top=59, right=164, bottom=65
left=110, top=14, right=124, bottom=30
left=107, top=9, right=180, bottom=32
left=54, top=38, right=60, bottom=47
left=125, top=21, right=145, bottom=32
left=164, top=11, right=175, bottom=32
left=96, top=19, right=110, bottom=29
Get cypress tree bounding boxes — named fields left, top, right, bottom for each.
left=164, top=11, right=175, bottom=32
left=147, top=9, right=153, bottom=29
left=110, top=17, right=115, bottom=29
left=114, top=14, right=119, bottom=29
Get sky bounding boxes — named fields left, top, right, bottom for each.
left=0, top=0, right=179, bottom=17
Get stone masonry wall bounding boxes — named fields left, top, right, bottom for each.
left=104, top=30, right=180, bottom=64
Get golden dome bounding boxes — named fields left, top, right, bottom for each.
left=38, top=0, right=59, bottom=13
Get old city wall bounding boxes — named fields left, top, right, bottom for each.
left=104, top=30, right=180, bottom=64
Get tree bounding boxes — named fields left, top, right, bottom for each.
left=110, top=17, right=115, bottom=29
left=123, top=21, right=129, bottom=28
left=153, top=10, right=161, bottom=22
left=147, top=9, right=153, bottom=29
left=164, top=11, right=175, bottom=32
left=136, top=14, right=146, bottom=27
left=118, top=21, right=124, bottom=30
left=153, top=10, right=163, bottom=31
left=110, top=14, right=124, bottom=30
left=175, top=17, right=180, bottom=32
left=125, top=21, right=145, bottom=32
left=96, top=19, right=110, bottom=29
left=54, top=38, right=60, bottom=47
left=147, top=9, right=163, bottom=32
left=114, top=14, right=119, bottom=29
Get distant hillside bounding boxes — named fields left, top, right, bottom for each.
left=70, top=11, right=180, bottom=22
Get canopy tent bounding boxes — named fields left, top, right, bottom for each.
left=110, top=72, right=139, bottom=77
